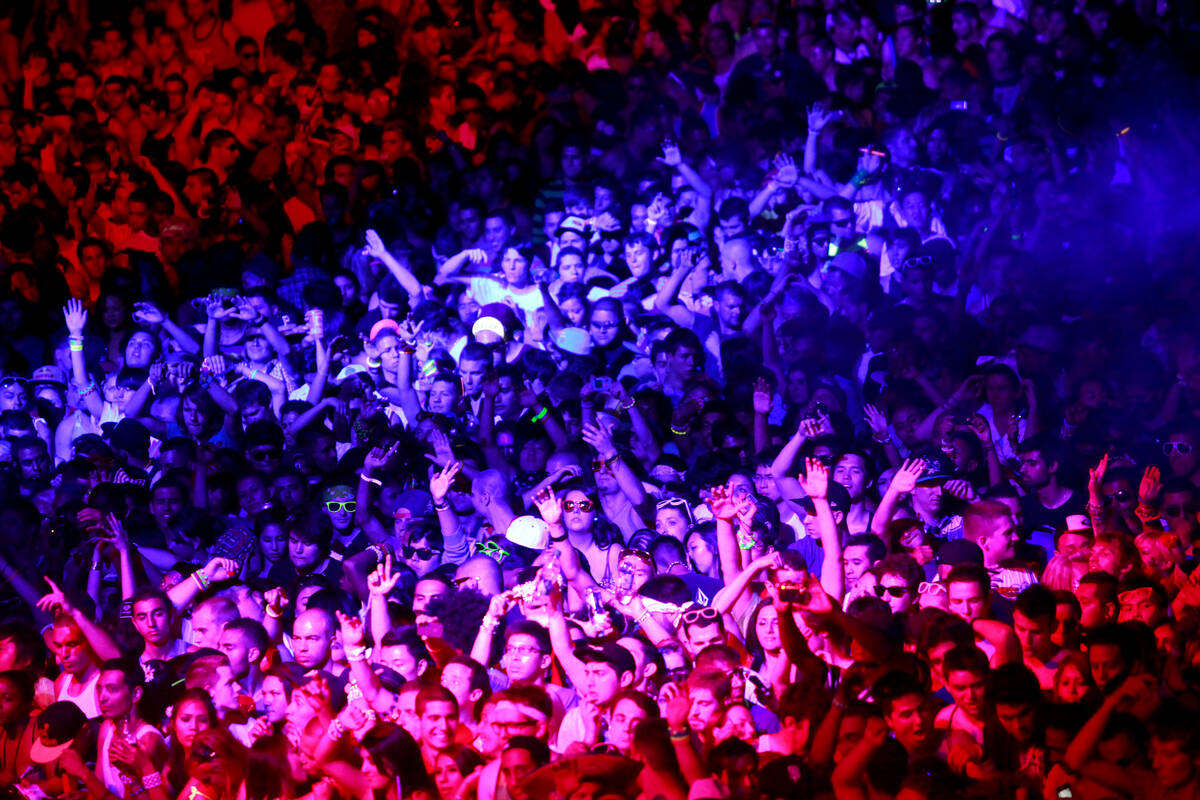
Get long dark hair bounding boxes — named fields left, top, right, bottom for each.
left=244, top=734, right=299, bottom=800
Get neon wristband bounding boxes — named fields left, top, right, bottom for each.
left=531, top=407, right=548, bottom=423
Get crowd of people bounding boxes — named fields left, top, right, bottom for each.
left=2, top=0, right=1200, bottom=798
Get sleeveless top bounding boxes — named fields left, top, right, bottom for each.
left=56, top=671, right=101, bottom=718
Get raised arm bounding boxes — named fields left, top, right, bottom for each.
left=657, top=141, right=712, bottom=229
left=870, top=458, right=925, bottom=538
left=63, top=300, right=103, bottom=419
left=434, top=248, right=489, bottom=285
left=364, top=229, right=423, bottom=303
left=37, top=577, right=123, bottom=661
left=799, top=458, right=844, bottom=601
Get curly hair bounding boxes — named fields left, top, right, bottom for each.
left=425, top=588, right=490, bottom=652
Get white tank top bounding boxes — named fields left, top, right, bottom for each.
left=56, top=671, right=101, bottom=718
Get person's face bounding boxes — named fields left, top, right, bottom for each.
left=189, top=606, right=223, bottom=651
left=1054, top=602, right=1081, bottom=650
left=381, top=644, right=422, bottom=682
left=608, top=697, right=648, bottom=754
left=624, top=242, right=652, bottom=276
left=1118, top=587, right=1165, bottom=628
left=669, top=345, right=700, bottom=380
left=1058, top=532, right=1092, bottom=565
left=218, top=629, right=257, bottom=681
left=291, top=614, right=331, bottom=670
left=833, top=454, right=868, bottom=500
left=754, top=604, right=781, bottom=653
left=948, top=580, right=988, bottom=622
left=502, top=633, right=547, bottom=684
left=985, top=375, right=1018, bottom=410
left=978, top=516, right=1018, bottom=565
left=440, top=663, right=477, bottom=709
left=289, top=534, right=321, bottom=570
left=1013, top=610, right=1055, bottom=661
left=686, top=533, right=716, bottom=575
left=273, top=477, right=306, bottom=510
left=1076, top=582, right=1114, bottom=629
left=458, top=358, right=487, bottom=397
left=1053, top=662, right=1089, bottom=704
left=259, top=675, right=288, bottom=722
left=1019, top=450, right=1054, bottom=489
left=560, top=145, right=584, bottom=179
left=97, top=669, right=134, bottom=719
left=654, top=507, right=689, bottom=541
left=558, top=254, right=585, bottom=284
left=413, top=578, right=448, bottom=615
left=945, top=669, right=987, bottom=720
left=0, top=379, right=27, bottom=411
left=132, top=597, right=172, bottom=646
left=877, top=573, right=914, bottom=614
left=582, top=662, right=623, bottom=707
left=886, top=693, right=931, bottom=750
left=419, top=700, right=457, bottom=751
left=996, top=702, right=1037, bottom=744
left=687, top=686, right=722, bottom=732
left=1089, top=541, right=1122, bottom=576
left=685, top=622, right=724, bottom=657
left=843, top=545, right=873, bottom=587
left=236, top=476, right=270, bottom=515
left=716, top=290, right=745, bottom=330
left=589, top=308, right=620, bottom=347
left=483, top=215, right=511, bottom=252
left=562, top=490, right=597, bottom=534
left=433, top=753, right=467, bottom=798
left=1087, top=643, right=1126, bottom=692
left=210, top=664, right=239, bottom=711
left=174, top=698, right=212, bottom=750
left=15, top=445, right=49, bottom=481
left=427, top=380, right=458, bottom=415
left=499, top=746, right=539, bottom=789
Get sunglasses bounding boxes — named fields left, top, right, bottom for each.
left=918, top=581, right=947, bottom=595
left=324, top=501, right=356, bottom=512
left=874, top=584, right=909, bottom=599
left=402, top=545, right=439, bottom=560
left=1164, top=442, right=1194, bottom=456
left=1102, top=490, right=1131, bottom=505
left=248, top=446, right=279, bottom=461
left=680, top=606, right=720, bottom=625
left=479, top=541, right=509, bottom=563
left=563, top=500, right=595, bottom=513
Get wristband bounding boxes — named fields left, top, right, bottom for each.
left=670, top=424, right=689, bottom=436
left=620, top=399, right=635, bottom=411
left=635, top=610, right=651, bottom=628
left=69, top=340, right=84, bottom=352
left=193, top=570, right=211, bottom=592
left=432, top=499, right=450, bottom=511
left=668, top=729, right=689, bottom=741
left=872, top=431, right=890, bottom=443
left=249, top=369, right=259, bottom=380
left=531, top=406, right=548, bottom=423
left=360, top=473, right=382, bottom=486
left=345, top=645, right=372, bottom=663
left=142, top=772, right=163, bottom=790
left=849, top=168, right=869, bottom=188
left=265, top=606, right=281, bottom=618
left=481, top=615, right=500, bottom=633
left=367, top=358, right=382, bottom=369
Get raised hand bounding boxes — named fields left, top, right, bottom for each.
left=363, top=228, right=388, bottom=259
left=132, top=302, right=165, bottom=325
left=968, top=414, right=993, bottom=445
left=204, top=557, right=239, bottom=582
left=463, top=248, right=488, bottom=265
left=104, top=513, right=130, bottom=553
left=206, top=298, right=234, bottom=320
left=429, top=460, right=462, bottom=504
left=660, top=682, right=690, bottom=731
left=799, top=457, right=829, bottom=499
left=752, top=377, right=772, bottom=415
left=889, top=458, right=927, bottom=495
left=367, top=554, right=401, bottom=596
left=944, top=480, right=977, bottom=502
left=864, top=404, right=889, bottom=438
left=657, top=139, right=683, bottom=168
left=63, top=298, right=87, bottom=337
left=264, top=587, right=289, bottom=616
left=581, top=421, right=617, bottom=460
left=363, top=443, right=399, bottom=471
left=37, top=576, right=73, bottom=616
left=1088, top=454, right=1109, bottom=501
left=1138, top=465, right=1162, bottom=504
left=806, top=103, right=837, bottom=133
left=335, top=610, right=365, bottom=649
left=708, top=485, right=738, bottom=521
left=534, top=487, right=563, bottom=525
left=773, top=152, right=799, bottom=188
